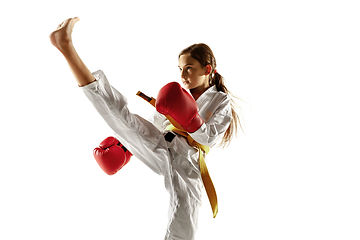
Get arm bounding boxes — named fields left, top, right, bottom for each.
left=49, top=17, right=95, bottom=87
left=155, top=82, right=232, bottom=146
left=190, top=97, right=232, bottom=147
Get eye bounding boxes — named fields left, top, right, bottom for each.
left=178, top=66, right=192, bottom=72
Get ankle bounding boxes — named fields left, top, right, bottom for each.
left=59, top=40, right=75, bottom=55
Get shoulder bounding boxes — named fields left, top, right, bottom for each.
left=208, top=87, right=232, bottom=116
left=208, top=86, right=231, bottom=107
left=197, top=86, right=231, bottom=121
left=197, top=85, right=229, bottom=105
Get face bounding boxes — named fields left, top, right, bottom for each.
left=178, top=53, right=211, bottom=91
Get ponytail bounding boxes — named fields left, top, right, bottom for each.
left=209, top=71, right=243, bottom=148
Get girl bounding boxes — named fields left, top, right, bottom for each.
left=50, top=17, right=241, bottom=240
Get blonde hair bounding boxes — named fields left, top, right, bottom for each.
left=179, top=43, right=243, bottom=148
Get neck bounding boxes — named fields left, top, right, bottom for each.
left=190, top=85, right=210, bottom=100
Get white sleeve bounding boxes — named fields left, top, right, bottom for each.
left=189, top=97, right=232, bottom=147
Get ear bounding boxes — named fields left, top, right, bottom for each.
left=205, top=64, right=212, bottom=75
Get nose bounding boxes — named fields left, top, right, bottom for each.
left=180, top=69, right=186, bottom=80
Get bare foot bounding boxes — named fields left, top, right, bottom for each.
left=49, top=17, right=80, bottom=53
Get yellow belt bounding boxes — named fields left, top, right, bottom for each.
left=137, top=91, right=218, bottom=218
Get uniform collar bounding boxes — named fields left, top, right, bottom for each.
left=196, top=85, right=218, bottom=106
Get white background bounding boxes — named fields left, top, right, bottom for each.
left=1, top=0, right=359, bottom=239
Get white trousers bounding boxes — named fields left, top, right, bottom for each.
left=82, top=70, right=203, bottom=240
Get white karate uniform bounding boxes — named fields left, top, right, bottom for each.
left=81, top=70, right=232, bottom=240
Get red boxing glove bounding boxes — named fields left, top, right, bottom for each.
left=156, top=82, right=204, bottom=133
left=93, top=137, right=132, bottom=175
